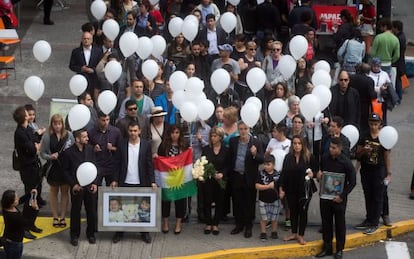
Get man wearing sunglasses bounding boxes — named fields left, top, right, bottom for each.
left=328, top=70, right=361, bottom=128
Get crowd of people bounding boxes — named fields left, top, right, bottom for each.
left=2, top=0, right=409, bottom=258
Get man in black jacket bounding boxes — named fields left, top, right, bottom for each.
left=316, top=137, right=356, bottom=259
left=62, top=129, right=97, bottom=246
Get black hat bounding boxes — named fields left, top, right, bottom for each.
left=368, top=113, right=382, bottom=122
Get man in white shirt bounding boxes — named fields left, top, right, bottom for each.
left=111, top=120, right=157, bottom=244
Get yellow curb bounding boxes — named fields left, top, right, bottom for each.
left=164, top=219, right=414, bottom=259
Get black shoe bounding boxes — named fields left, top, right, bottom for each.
left=88, top=236, right=96, bottom=244
left=315, top=249, right=333, bottom=257
left=30, top=226, right=43, bottom=233
left=43, top=20, right=54, bottom=25
left=24, top=230, right=37, bottom=239
left=212, top=229, right=220, bottom=235
left=112, top=233, right=123, bottom=243
left=70, top=237, right=79, bottom=246
left=204, top=229, right=211, bottom=235
left=230, top=226, right=243, bottom=235
left=354, top=220, right=370, bottom=230
left=244, top=228, right=252, bottom=238
left=335, top=250, right=343, bottom=259
left=141, top=232, right=151, bottom=243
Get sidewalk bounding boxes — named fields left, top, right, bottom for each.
left=0, top=1, right=413, bottom=258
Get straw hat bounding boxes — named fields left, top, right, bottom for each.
left=151, top=106, right=167, bottom=117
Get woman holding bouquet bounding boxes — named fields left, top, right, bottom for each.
left=158, top=125, right=190, bottom=234
left=201, top=127, right=230, bottom=235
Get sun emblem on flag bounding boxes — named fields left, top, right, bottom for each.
left=166, top=167, right=185, bottom=189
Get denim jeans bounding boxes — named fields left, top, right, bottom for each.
left=4, top=240, right=23, bottom=259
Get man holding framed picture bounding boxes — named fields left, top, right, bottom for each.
left=316, top=137, right=356, bottom=259
left=110, top=120, right=157, bottom=244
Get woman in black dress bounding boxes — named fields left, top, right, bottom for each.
left=279, top=135, right=318, bottom=245
left=201, top=126, right=229, bottom=235
left=158, top=125, right=190, bottom=234
left=40, top=114, right=74, bottom=227
left=2, top=189, right=39, bottom=259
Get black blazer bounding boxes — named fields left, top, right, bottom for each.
left=229, top=136, right=264, bottom=188
left=114, top=138, right=155, bottom=187
left=69, top=44, right=103, bottom=91
left=14, top=125, right=38, bottom=166
left=197, top=26, right=229, bottom=46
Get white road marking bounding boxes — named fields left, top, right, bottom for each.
left=385, top=241, right=411, bottom=259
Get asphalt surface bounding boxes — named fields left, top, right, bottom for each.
left=0, top=0, right=413, bottom=258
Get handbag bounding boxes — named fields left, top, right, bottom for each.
left=12, top=148, right=20, bottom=171
left=401, top=74, right=410, bottom=89
left=40, top=161, right=53, bottom=178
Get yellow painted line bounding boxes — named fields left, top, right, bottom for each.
left=164, top=220, right=414, bottom=259
left=0, top=217, right=75, bottom=244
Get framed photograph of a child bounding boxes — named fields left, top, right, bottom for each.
left=98, top=187, right=161, bottom=232
left=320, top=172, right=346, bottom=200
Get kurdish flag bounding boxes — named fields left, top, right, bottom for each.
left=154, top=149, right=197, bottom=201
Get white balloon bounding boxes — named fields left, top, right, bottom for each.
left=227, top=0, right=240, bottom=5
left=32, top=40, right=51, bottom=63
left=271, top=149, right=287, bottom=172
left=69, top=74, right=88, bottom=96
left=341, top=125, right=359, bottom=149
left=184, top=77, right=204, bottom=95
left=136, top=36, right=153, bottom=60
left=312, top=85, right=332, bottom=110
left=97, top=90, right=117, bottom=115
left=299, top=94, right=320, bottom=121
left=268, top=98, right=288, bottom=124
left=76, top=162, right=97, bottom=186
left=379, top=126, right=398, bottom=149
left=180, top=101, right=198, bottom=122
left=278, top=55, right=297, bottom=79
left=182, top=21, right=198, bottom=42
left=119, top=32, right=139, bottom=57
left=168, top=17, right=183, bottom=37
left=240, top=103, right=260, bottom=127
left=220, top=12, right=237, bottom=33
left=312, top=69, right=332, bottom=88
left=102, top=19, right=119, bottom=41
left=24, top=76, right=44, bottom=101
left=246, top=67, right=266, bottom=94
left=289, top=35, right=308, bottom=60
left=314, top=60, right=331, bottom=73
left=68, top=104, right=91, bottom=131
left=90, top=0, right=107, bottom=20
left=245, top=96, right=262, bottom=111
left=149, top=0, right=159, bottom=5
left=184, top=15, right=199, bottom=27
left=151, top=35, right=167, bottom=57
left=142, top=59, right=158, bottom=81
left=210, top=68, right=230, bottom=95
left=170, top=71, right=187, bottom=92
left=172, top=90, right=185, bottom=109
left=198, top=99, right=215, bottom=120
left=104, top=60, right=122, bottom=84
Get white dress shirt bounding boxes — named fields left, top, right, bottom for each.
left=83, top=46, right=91, bottom=66
left=125, top=141, right=141, bottom=184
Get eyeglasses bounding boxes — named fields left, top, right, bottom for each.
left=249, top=48, right=256, bottom=51
left=339, top=78, right=349, bottom=82
left=128, top=107, right=138, bottom=111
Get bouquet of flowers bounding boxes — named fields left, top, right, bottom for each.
left=192, top=156, right=226, bottom=189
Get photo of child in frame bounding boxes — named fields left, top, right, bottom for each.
left=320, top=172, right=345, bottom=199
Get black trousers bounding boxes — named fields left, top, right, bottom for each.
left=20, top=164, right=41, bottom=229
left=232, top=173, right=256, bottom=229
left=320, top=198, right=347, bottom=252
left=382, top=185, right=389, bottom=216
left=411, top=170, right=414, bottom=190
left=162, top=198, right=186, bottom=218
left=70, top=188, right=97, bottom=238
left=360, top=167, right=386, bottom=226
left=287, top=194, right=310, bottom=236
left=43, top=0, right=54, bottom=22
left=203, top=179, right=224, bottom=226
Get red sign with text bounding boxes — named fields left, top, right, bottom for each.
left=313, top=5, right=357, bottom=33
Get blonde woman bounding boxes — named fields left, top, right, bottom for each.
left=40, top=114, right=74, bottom=227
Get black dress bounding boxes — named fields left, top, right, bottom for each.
left=47, top=134, right=69, bottom=186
